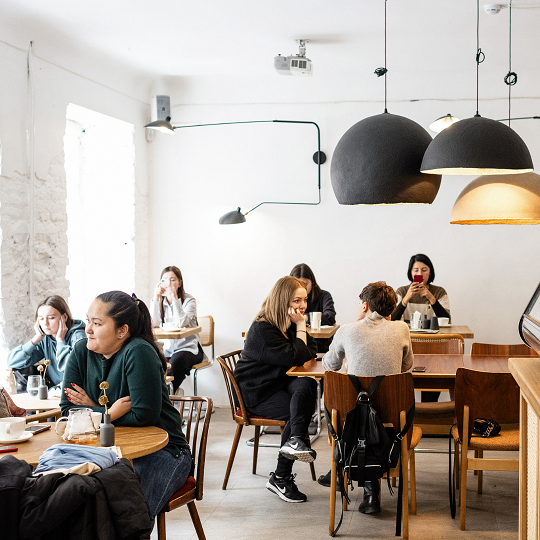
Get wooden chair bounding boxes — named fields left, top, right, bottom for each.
left=451, top=368, right=519, bottom=530
left=325, top=371, right=422, bottom=539
left=25, top=408, right=62, bottom=422
left=411, top=335, right=464, bottom=434
left=471, top=342, right=539, bottom=356
left=217, top=351, right=316, bottom=490
left=192, top=315, right=214, bottom=396
left=410, top=333, right=464, bottom=355
left=157, top=395, right=213, bottom=540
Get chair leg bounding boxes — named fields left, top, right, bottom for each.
left=400, top=412, right=409, bottom=540
left=410, top=448, right=417, bottom=515
left=253, top=426, right=260, bottom=474
left=309, top=461, right=316, bottom=481
left=329, top=409, right=338, bottom=536
left=193, top=368, right=199, bottom=396
left=157, top=511, right=166, bottom=540
left=460, top=406, right=470, bottom=531
left=474, top=450, right=478, bottom=475
left=477, top=450, right=483, bottom=494
left=222, top=424, right=243, bottom=490
left=454, top=440, right=460, bottom=490
left=187, top=501, right=206, bottom=540
left=392, top=477, right=397, bottom=487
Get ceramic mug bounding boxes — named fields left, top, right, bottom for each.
left=0, top=417, right=26, bottom=440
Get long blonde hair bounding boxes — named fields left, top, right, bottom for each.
left=255, top=276, right=306, bottom=334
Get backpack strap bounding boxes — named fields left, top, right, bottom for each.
left=347, top=374, right=385, bottom=399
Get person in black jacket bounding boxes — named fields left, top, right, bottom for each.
left=234, top=276, right=318, bottom=503
left=290, top=263, right=336, bottom=353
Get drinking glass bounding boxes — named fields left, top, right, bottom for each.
left=27, top=375, right=41, bottom=397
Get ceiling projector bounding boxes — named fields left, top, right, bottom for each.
left=274, top=39, right=313, bottom=76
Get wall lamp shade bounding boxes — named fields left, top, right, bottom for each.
left=451, top=172, right=540, bottom=224
left=429, top=114, right=460, bottom=133
left=330, top=113, right=441, bottom=205
left=421, top=116, right=534, bottom=175
left=144, top=117, right=175, bottom=134
left=219, top=207, right=246, bottom=224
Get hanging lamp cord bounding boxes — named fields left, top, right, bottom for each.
left=505, top=0, right=518, bottom=128
left=475, top=0, right=485, bottom=117
left=374, top=0, right=388, bottom=113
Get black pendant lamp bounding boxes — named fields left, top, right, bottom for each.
left=421, top=0, right=533, bottom=176
left=330, top=0, right=441, bottom=205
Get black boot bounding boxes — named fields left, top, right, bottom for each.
left=358, top=481, right=380, bottom=514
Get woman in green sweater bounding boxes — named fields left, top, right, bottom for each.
left=60, top=290, right=191, bottom=529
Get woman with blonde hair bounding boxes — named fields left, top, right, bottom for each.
left=234, top=276, right=318, bottom=503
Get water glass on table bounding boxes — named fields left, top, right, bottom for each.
left=27, top=375, right=41, bottom=397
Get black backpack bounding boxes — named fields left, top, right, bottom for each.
left=326, top=374, right=415, bottom=537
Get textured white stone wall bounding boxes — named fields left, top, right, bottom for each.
left=0, top=35, right=152, bottom=367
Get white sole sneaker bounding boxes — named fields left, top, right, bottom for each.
left=265, top=479, right=307, bottom=503
left=279, top=446, right=316, bottom=463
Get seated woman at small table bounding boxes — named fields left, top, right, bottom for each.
left=391, top=253, right=450, bottom=404
left=8, top=295, right=86, bottom=391
left=234, top=276, right=318, bottom=503
left=322, top=281, right=413, bottom=514
left=391, top=253, right=451, bottom=324
left=150, top=265, right=206, bottom=394
left=290, top=263, right=336, bottom=353
left=61, top=291, right=192, bottom=528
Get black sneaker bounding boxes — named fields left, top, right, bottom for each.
left=317, top=469, right=340, bottom=490
left=266, top=472, right=307, bottom=503
left=279, top=436, right=317, bottom=463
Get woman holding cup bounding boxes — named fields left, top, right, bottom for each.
left=391, top=254, right=451, bottom=324
left=290, top=263, right=336, bottom=353
left=150, top=266, right=206, bottom=394
left=234, top=276, right=318, bottom=503
left=8, top=295, right=86, bottom=391
left=60, top=291, right=192, bottom=529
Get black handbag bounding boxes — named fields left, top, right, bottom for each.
left=473, top=418, right=501, bottom=437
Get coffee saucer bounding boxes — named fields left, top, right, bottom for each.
left=0, top=431, right=33, bottom=444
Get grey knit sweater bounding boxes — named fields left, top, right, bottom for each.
left=322, top=312, right=413, bottom=376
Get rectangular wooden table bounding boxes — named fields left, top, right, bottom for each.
left=287, top=354, right=511, bottom=390
left=153, top=325, right=201, bottom=340
left=410, top=325, right=474, bottom=339
left=242, top=324, right=340, bottom=340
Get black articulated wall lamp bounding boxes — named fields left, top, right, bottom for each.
left=330, top=0, right=441, bottom=205
left=144, top=119, right=324, bottom=224
left=421, top=0, right=533, bottom=175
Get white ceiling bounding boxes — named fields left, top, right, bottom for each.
left=3, top=0, right=540, bottom=104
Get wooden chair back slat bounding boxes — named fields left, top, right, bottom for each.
left=324, top=371, right=415, bottom=448
left=217, top=351, right=251, bottom=425
left=198, top=315, right=214, bottom=349
left=471, top=342, right=538, bottom=356
left=454, top=368, right=519, bottom=444
left=169, top=395, right=213, bottom=501
left=412, top=339, right=462, bottom=354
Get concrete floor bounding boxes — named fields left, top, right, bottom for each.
left=153, top=408, right=518, bottom=540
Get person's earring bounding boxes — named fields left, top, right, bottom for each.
left=119, top=334, right=123, bottom=339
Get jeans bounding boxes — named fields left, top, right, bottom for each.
left=133, top=447, right=193, bottom=529
left=248, top=377, right=316, bottom=477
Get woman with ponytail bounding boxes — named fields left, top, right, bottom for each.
left=60, top=291, right=192, bottom=529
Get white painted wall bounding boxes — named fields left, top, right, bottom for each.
left=148, top=85, right=540, bottom=407
left=0, top=32, right=153, bottom=366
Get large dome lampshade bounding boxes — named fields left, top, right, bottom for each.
left=330, top=113, right=442, bottom=205
left=421, top=116, right=534, bottom=175
left=451, top=172, right=540, bottom=224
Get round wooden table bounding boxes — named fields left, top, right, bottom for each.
left=1, top=423, right=169, bottom=468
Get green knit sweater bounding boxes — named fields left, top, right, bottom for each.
left=60, top=337, right=188, bottom=457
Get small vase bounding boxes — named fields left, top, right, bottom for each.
left=38, top=384, right=48, bottom=399
left=100, top=414, right=115, bottom=446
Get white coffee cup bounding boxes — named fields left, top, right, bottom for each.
left=163, top=321, right=180, bottom=331
left=438, top=317, right=450, bottom=326
left=310, top=312, right=322, bottom=331
left=0, top=417, right=26, bottom=440
left=91, top=412, right=102, bottom=429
